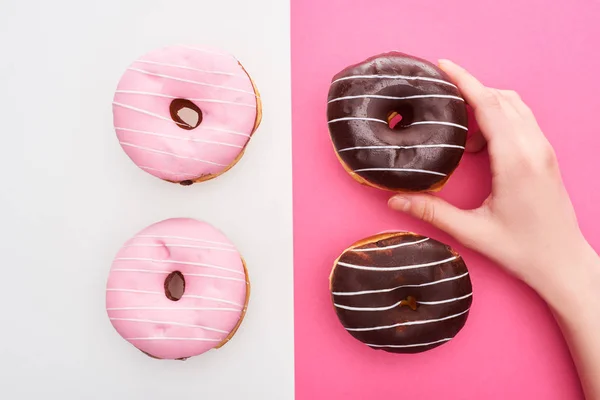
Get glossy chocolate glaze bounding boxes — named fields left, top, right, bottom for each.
left=327, top=52, right=468, bottom=192
left=330, top=232, right=472, bottom=354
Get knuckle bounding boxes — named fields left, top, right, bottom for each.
left=539, top=143, right=558, bottom=167
left=521, top=141, right=558, bottom=171
left=504, top=90, right=521, bottom=101
left=481, top=89, right=501, bottom=108
left=417, top=201, right=436, bottom=224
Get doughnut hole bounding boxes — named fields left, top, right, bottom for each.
left=387, top=104, right=415, bottom=130
left=169, top=99, right=203, bottom=130
left=403, top=295, right=418, bottom=311
left=164, top=271, right=185, bottom=301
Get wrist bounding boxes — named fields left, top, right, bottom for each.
left=535, top=243, right=600, bottom=320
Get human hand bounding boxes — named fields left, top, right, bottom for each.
left=388, top=59, right=597, bottom=302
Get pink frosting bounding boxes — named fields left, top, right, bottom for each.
left=113, top=45, right=259, bottom=182
left=106, top=218, right=248, bottom=360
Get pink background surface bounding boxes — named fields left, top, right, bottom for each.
left=291, top=0, right=600, bottom=399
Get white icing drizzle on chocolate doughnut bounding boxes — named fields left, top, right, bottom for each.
left=337, top=256, right=458, bottom=271
left=328, top=94, right=464, bottom=103
left=351, top=237, right=429, bottom=252
left=328, top=117, right=468, bottom=131
left=367, top=337, right=453, bottom=348
left=353, top=168, right=447, bottom=177
left=331, top=74, right=458, bottom=89
left=328, top=117, right=388, bottom=124
left=345, top=308, right=470, bottom=332
left=332, top=271, right=470, bottom=296
left=330, top=231, right=473, bottom=353
left=334, top=292, right=473, bottom=311
left=416, top=292, right=473, bottom=305
left=326, top=53, right=468, bottom=192
left=404, top=121, right=468, bottom=131
left=339, top=144, right=465, bottom=152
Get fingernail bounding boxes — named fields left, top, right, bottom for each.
left=388, top=196, right=411, bottom=212
left=438, top=59, right=453, bottom=67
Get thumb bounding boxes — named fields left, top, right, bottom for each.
left=388, top=194, right=481, bottom=244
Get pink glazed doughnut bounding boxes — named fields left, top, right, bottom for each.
left=113, top=45, right=262, bottom=185
left=106, top=218, right=250, bottom=360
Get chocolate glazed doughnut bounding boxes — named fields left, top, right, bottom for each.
left=327, top=52, right=468, bottom=192
left=330, top=232, right=473, bottom=353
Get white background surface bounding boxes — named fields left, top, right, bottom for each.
left=0, top=1, right=294, bottom=398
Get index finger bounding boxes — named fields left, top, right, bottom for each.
left=438, top=59, right=491, bottom=111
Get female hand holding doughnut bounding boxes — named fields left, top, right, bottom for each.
left=389, top=60, right=600, bottom=400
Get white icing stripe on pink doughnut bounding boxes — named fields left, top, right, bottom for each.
left=404, top=121, right=468, bottom=131
left=367, top=338, right=453, bottom=348
left=106, top=218, right=248, bottom=360
left=345, top=308, right=470, bottom=332
left=108, top=307, right=242, bottom=312
left=126, top=337, right=222, bottom=342
left=334, top=292, right=473, bottom=311
left=180, top=294, right=243, bottom=306
left=116, top=127, right=244, bottom=148
left=353, top=168, right=447, bottom=177
left=111, top=269, right=247, bottom=282
left=115, top=101, right=252, bottom=136
left=128, top=68, right=257, bottom=95
left=194, top=126, right=251, bottom=137
left=113, top=257, right=244, bottom=275
left=119, top=142, right=228, bottom=166
left=123, top=243, right=239, bottom=252
left=339, top=144, right=465, bottom=152
left=417, top=293, right=473, bottom=305
left=332, top=272, right=470, bottom=296
left=351, top=237, right=429, bottom=252
left=109, top=318, right=229, bottom=334
left=337, top=255, right=458, bottom=271
left=113, top=45, right=259, bottom=183
left=107, top=288, right=162, bottom=295
left=332, top=74, right=457, bottom=89
left=135, top=234, right=234, bottom=246
left=328, top=117, right=387, bottom=124
left=134, top=60, right=240, bottom=76
left=113, top=102, right=186, bottom=125
left=115, top=91, right=256, bottom=107
left=107, top=288, right=246, bottom=305
left=139, top=166, right=198, bottom=178
left=328, top=94, right=464, bottom=103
